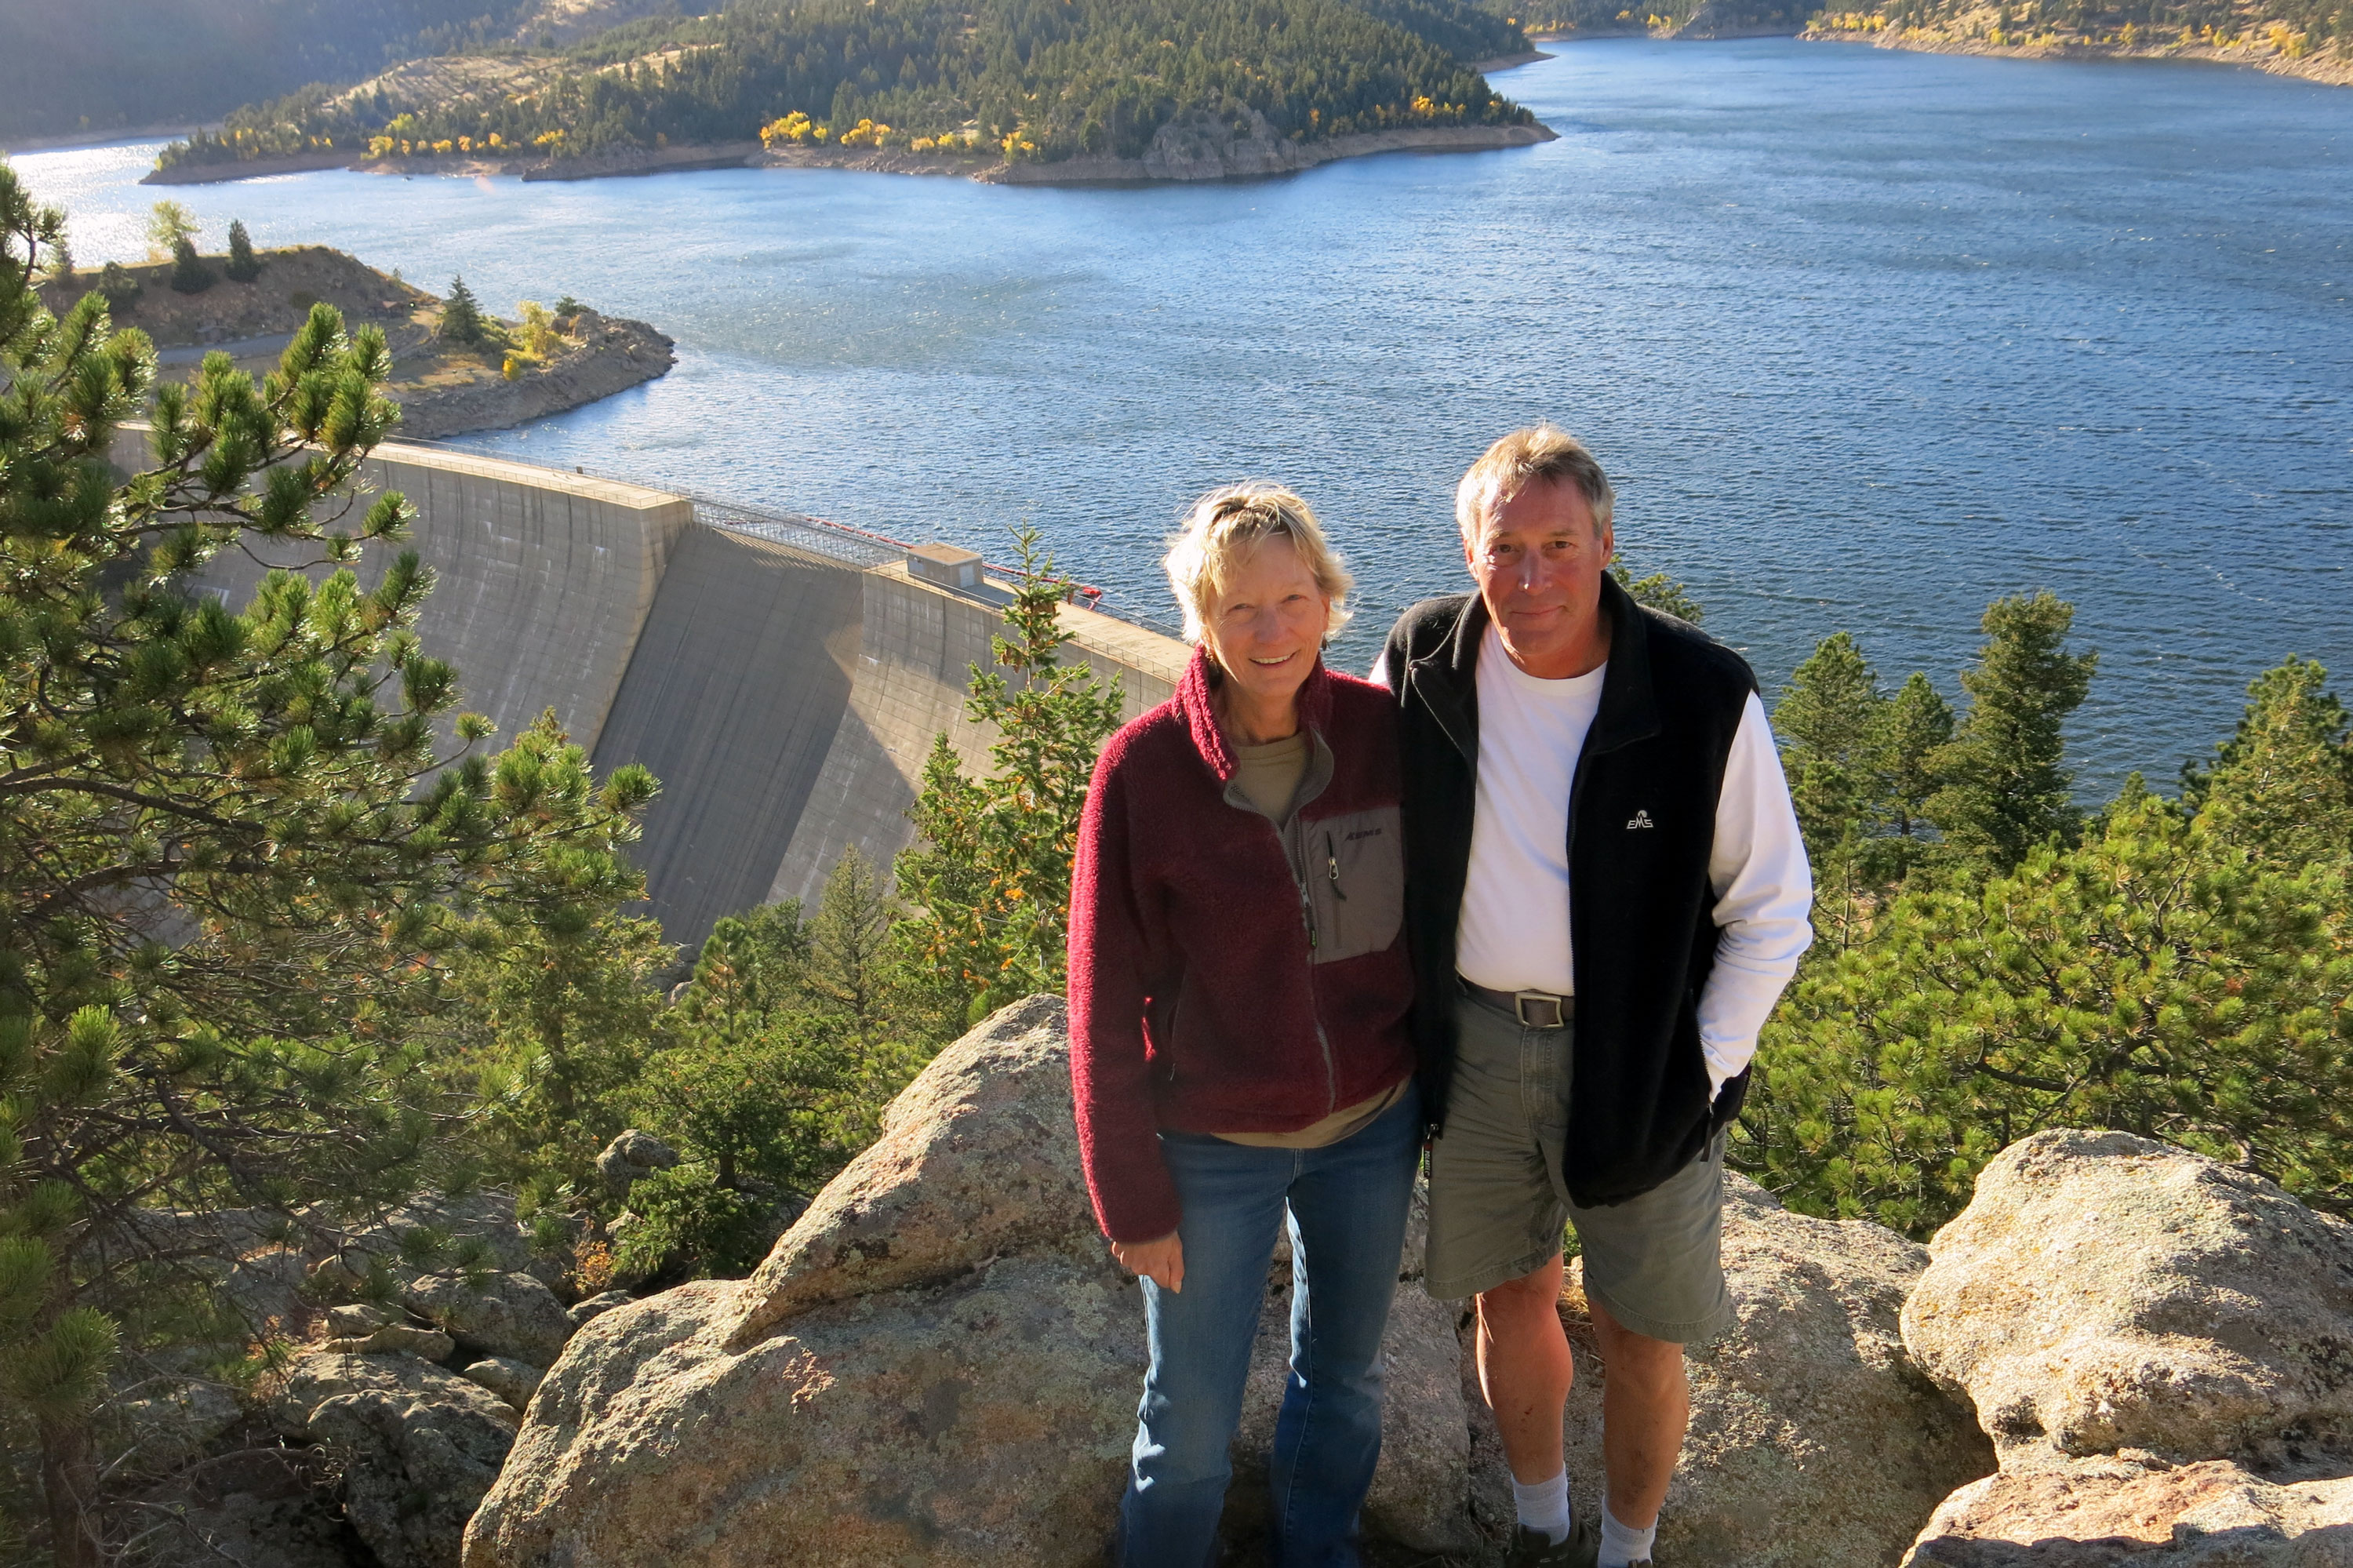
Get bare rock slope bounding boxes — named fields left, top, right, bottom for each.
left=464, top=996, right=1481, bottom=1566
left=1901, top=1130, right=2353, bottom=1565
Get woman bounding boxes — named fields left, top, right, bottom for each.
left=1068, top=484, right=1420, bottom=1567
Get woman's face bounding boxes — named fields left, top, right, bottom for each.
left=1201, top=535, right=1332, bottom=715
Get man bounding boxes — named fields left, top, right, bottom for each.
left=1374, top=427, right=1812, bottom=1568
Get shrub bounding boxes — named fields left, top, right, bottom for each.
left=168, top=237, right=214, bottom=293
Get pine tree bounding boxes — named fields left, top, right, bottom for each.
left=224, top=218, right=260, bottom=282
left=1774, top=631, right=1886, bottom=867
left=1612, top=559, right=1704, bottom=624
left=166, top=236, right=213, bottom=294
left=439, top=274, right=486, bottom=345
left=1747, top=791, right=2353, bottom=1236
left=896, top=528, right=1125, bottom=1022
left=2186, top=658, right=2353, bottom=868
left=1868, top=670, right=1955, bottom=881
left=1923, top=591, right=2097, bottom=871
left=0, top=164, right=656, bottom=1563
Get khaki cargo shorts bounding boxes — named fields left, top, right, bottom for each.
left=1424, top=989, right=1733, bottom=1344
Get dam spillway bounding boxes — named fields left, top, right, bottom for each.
left=172, top=438, right=1188, bottom=951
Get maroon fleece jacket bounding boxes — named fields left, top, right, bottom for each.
left=1067, top=648, right=1417, bottom=1244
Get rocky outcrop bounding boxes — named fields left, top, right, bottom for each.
left=465, top=996, right=1476, bottom=1567
left=1903, top=1130, right=2353, bottom=1466
left=404, top=1271, right=577, bottom=1367
left=387, top=311, right=675, bottom=439
left=1900, top=1130, right=2353, bottom=1565
left=594, top=1129, right=678, bottom=1196
left=459, top=1357, right=547, bottom=1413
left=1907, top=1449, right=2353, bottom=1566
left=1489, top=1174, right=1994, bottom=1566
left=278, top=1354, right=521, bottom=1568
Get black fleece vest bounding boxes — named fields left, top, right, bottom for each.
left=1382, top=574, right=1757, bottom=1207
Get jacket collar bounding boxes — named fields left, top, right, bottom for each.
left=1177, top=643, right=1337, bottom=783
left=1408, top=573, right=1660, bottom=760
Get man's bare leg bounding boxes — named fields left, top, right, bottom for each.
left=1473, top=1253, right=1573, bottom=1482
left=1587, top=1295, right=1689, bottom=1530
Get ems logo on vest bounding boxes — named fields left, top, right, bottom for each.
left=1626, top=809, right=1655, bottom=830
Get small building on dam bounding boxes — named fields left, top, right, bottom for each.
left=168, top=439, right=1191, bottom=952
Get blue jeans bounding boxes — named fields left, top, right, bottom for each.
left=1119, top=1082, right=1423, bottom=1568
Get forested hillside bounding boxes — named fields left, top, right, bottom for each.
left=1805, top=0, right=2344, bottom=66
left=1481, top=0, right=1809, bottom=40
left=0, top=0, right=675, bottom=141
left=158, top=0, right=1534, bottom=169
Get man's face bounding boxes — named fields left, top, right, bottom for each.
left=1462, top=478, right=1614, bottom=679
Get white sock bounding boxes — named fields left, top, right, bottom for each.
left=1598, top=1502, right=1657, bottom=1567
left=1511, top=1470, right=1570, bottom=1545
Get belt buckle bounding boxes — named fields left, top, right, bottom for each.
left=1513, top=991, right=1563, bottom=1029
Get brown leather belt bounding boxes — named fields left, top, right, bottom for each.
left=1458, top=977, right=1573, bottom=1029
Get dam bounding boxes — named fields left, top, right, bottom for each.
left=169, top=438, right=1190, bottom=951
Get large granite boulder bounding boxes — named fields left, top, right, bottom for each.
left=1902, top=1130, right=2353, bottom=1465
left=279, top=1353, right=519, bottom=1568
left=594, top=1129, right=678, bottom=1198
left=404, top=1269, right=576, bottom=1367
left=465, top=996, right=1473, bottom=1567
left=1468, top=1173, right=1995, bottom=1567
left=1904, top=1449, right=2353, bottom=1566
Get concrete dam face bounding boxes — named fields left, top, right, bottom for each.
left=173, top=440, right=1187, bottom=952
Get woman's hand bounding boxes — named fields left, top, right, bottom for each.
left=1111, top=1231, right=1185, bottom=1293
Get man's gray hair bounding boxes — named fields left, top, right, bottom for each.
left=1454, top=425, right=1615, bottom=540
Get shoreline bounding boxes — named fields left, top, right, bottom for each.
left=1801, top=24, right=2353, bottom=85
left=2, top=121, right=213, bottom=155
left=139, top=121, right=1558, bottom=190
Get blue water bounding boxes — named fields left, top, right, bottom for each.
left=13, top=39, right=2351, bottom=792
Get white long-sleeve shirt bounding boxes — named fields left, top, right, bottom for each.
left=1373, top=640, right=1813, bottom=1097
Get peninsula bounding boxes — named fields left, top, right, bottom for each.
left=43, top=245, right=673, bottom=438
left=147, top=0, right=1552, bottom=187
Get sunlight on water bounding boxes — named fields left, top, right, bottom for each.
left=12, top=39, right=2351, bottom=791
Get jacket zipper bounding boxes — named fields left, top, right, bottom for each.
left=1291, top=814, right=1339, bottom=1115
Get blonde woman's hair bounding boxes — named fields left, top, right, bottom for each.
left=1455, top=425, right=1615, bottom=541
left=1163, top=482, right=1355, bottom=647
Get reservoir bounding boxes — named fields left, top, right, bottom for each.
left=15, top=38, right=2351, bottom=794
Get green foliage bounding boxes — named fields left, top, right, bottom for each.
left=612, top=850, right=956, bottom=1281
left=1801, top=0, right=2347, bottom=56
left=438, top=275, right=489, bottom=347
left=447, top=895, right=675, bottom=1212
left=0, top=162, right=656, bottom=1558
left=1744, top=791, right=2353, bottom=1235
left=93, top=262, right=140, bottom=313
left=1611, top=559, right=1704, bottom=624
left=224, top=220, right=262, bottom=284
left=1772, top=634, right=1951, bottom=909
left=167, top=238, right=214, bottom=296
left=1922, top=590, right=2097, bottom=871
left=2184, top=657, right=2353, bottom=867
left=161, top=0, right=1533, bottom=170
left=613, top=1166, right=774, bottom=1281
left=897, top=529, right=1125, bottom=1023
left=143, top=201, right=196, bottom=255
left=1476, top=0, right=1809, bottom=35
